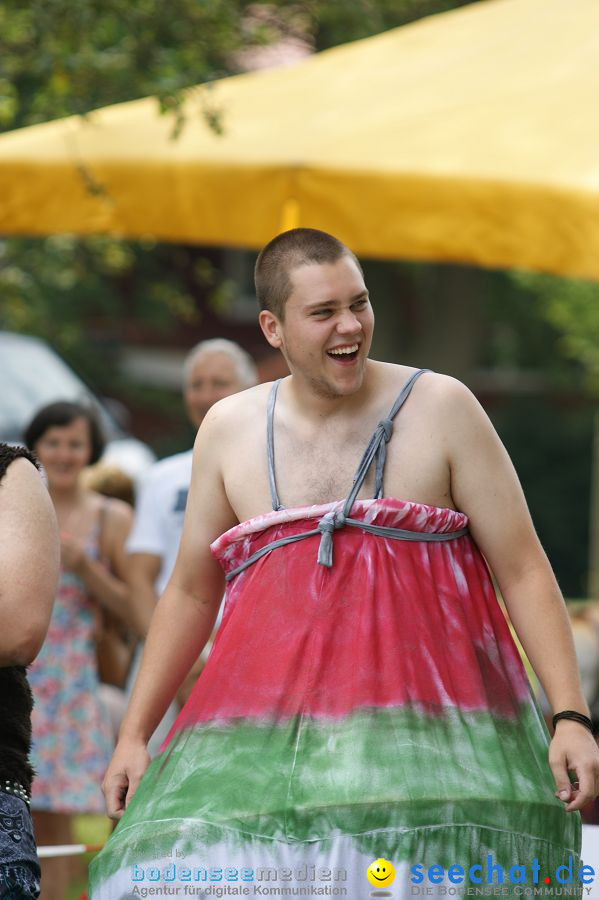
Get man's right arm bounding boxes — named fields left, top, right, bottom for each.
left=102, top=404, right=238, bottom=818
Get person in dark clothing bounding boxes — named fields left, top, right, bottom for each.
left=0, top=443, right=59, bottom=898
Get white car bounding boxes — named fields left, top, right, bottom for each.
left=0, top=331, right=155, bottom=477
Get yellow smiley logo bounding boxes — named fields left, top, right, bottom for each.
left=367, top=858, right=395, bottom=887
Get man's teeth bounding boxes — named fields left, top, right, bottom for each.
left=328, top=345, right=359, bottom=356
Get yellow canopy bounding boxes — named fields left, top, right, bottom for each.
left=0, top=0, right=598, bottom=278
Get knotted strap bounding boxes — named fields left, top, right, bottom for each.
left=316, top=510, right=347, bottom=567
left=316, top=369, right=430, bottom=566
left=224, top=515, right=468, bottom=581
left=374, top=417, right=393, bottom=500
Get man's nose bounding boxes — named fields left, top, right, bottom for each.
left=336, top=309, right=362, bottom=333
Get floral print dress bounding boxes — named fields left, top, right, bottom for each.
left=28, top=530, right=113, bottom=814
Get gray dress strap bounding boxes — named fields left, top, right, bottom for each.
left=344, top=367, right=429, bottom=515
left=266, top=379, right=283, bottom=511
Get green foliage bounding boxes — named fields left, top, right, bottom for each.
left=0, top=0, right=477, bottom=130
left=490, top=395, right=592, bottom=599
left=473, top=269, right=587, bottom=383
left=0, top=0, right=248, bottom=129
left=301, top=0, right=474, bottom=49
left=511, top=272, right=599, bottom=394
left=0, top=0, right=263, bottom=402
left=0, top=235, right=204, bottom=390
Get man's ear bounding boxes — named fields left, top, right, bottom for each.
left=259, top=309, right=283, bottom=349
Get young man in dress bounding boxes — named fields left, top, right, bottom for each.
left=94, top=229, right=598, bottom=899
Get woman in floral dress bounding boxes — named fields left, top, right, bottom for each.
left=24, top=401, right=133, bottom=900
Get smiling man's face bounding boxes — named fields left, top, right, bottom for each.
left=259, top=255, right=374, bottom=401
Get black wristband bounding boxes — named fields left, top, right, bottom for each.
left=552, top=710, right=593, bottom=734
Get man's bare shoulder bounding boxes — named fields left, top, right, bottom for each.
left=201, top=382, right=272, bottom=432
left=375, top=365, right=489, bottom=467
left=418, top=369, right=473, bottom=404
left=375, top=362, right=472, bottom=411
left=413, top=370, right=485, bottom=442
left=195, top=383, right=273, bottom=465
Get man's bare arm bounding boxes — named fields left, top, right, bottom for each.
left=442, top=377, right=599, bottom=811
left=0, top=457, right=59, bottom=666
left=102, top=406, right=238, bottom=818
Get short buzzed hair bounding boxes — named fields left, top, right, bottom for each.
left=255, top=228, right=363, bottom=320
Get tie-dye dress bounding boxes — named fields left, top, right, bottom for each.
left=90, top=371, right=580, bottom=899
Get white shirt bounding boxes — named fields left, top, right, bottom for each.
left=127, top=449, right=193, bottom=595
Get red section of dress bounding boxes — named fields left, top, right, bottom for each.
left=170, top=497, right=528, bottom=738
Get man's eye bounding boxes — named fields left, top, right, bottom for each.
left=352, top=298, right=368, bottom=309
left=313, top=309, right=332, bottom=316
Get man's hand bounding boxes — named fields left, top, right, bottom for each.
left=102, top=736, right=151, bottom=820
left=549, top=720, right=599, bottom=811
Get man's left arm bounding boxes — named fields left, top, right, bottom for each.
left=441, top=376, right=599, bottom=812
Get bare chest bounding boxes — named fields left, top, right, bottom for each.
left=225, top=413, right=452, bottom=521
left=275, top=426, right=377, bottom=506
